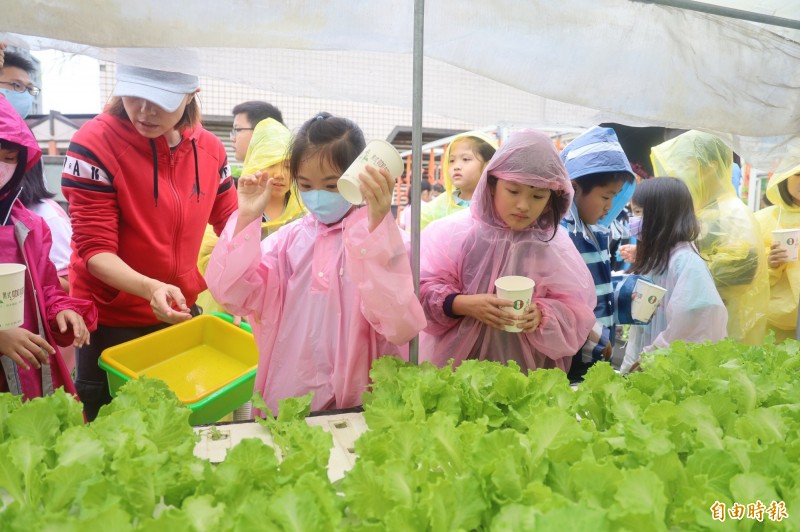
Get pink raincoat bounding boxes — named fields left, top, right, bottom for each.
left=419, top=130, right=596, bottom=372
left=0, top=98, right=98, bottom=399
left=206, top=207, right=426, bottom=414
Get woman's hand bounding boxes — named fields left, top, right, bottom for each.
left=360, top=165, right=395, bottom=233
left=0, top=327, right=54, bottom=370
left=452, top=294, right=517, bottom=331
left=517, top=303, right=542, bottom=333
left=235, top=171, right=273, bottom=234
left=149, top=283, right=192, bottom=324
left=56, top=309, right=90, bottom=347
left=619, top=244, right=637, bottom=263
left=768, top=242, right=789, bottom=269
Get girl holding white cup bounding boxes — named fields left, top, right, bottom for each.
left=755, top=161, right=800, bottom=341
left=621, top=178, right=728, bottom=373
left=419, top=130, right=597, bottom=374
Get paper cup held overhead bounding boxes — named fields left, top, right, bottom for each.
left=494, top=276, right=535, bottom=333
left=338, top=140, right=404, bottom=205
left=0, top=264, right=26, bottom=331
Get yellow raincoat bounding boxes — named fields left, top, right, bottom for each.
left=755, top=162, right=800, bottom=341
left=651, top=131, right=768, bottom=345
left=418, top=131, right=499, bottom=231
left=197, top=118, right=305, bottom=314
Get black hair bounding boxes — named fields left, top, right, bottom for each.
left=1, top=52, right=36, bottom=75
left=432, top=183, right=445, bottom=193
left=19, top=159, right=55, bottom=207
left=289, top=112, right=366, bottom=180
left=777, top=179, right=795, bottom=207
left=232, top=101, right=284, bottom=127
left=573, top=171, right=634, bottom=195
left=0, top=139, right=22, bottom=151
left=0, top=140, right=24, bottom=196
left=421, top=180, right=431, bottom=192
left=452, top=136, right=496, bottom=164
left=630, top=177, right=700, bottom=276
left=487, top=174, right=560, bottom=242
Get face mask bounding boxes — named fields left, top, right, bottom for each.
left=629, top=215, right=643, bottom=240
left=0, top=89, right=33, bottom=119
left=0, top=161, right=17, bottom=189
left=299, top=189, right=353, bottom=225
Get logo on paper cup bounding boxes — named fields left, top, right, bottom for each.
left=647, top=295, right=658, bottom=304
left=787, top=237, right=796, bottom=246
left=0, top=287, right=24, bottom=305
left=513, top=300, right=524, bottom=310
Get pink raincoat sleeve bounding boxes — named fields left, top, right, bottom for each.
left=36, top=218, right=98, bottom=346
left=419, top=214, right=467, bottom=336
left=522, top=230, right=597, bottom=362
left=644, top=251, right=728, bottom=353
left=205, top=211, right=287, bottom=321
left=345, top=214, right=427, bottom=344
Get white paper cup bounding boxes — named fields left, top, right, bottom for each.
left=0, top=264, right=26, bottom=331
left=631, top=279, right=667, bottom=322
left=772, top=228, right=800, bottom=262
left=338, top=139, right=404, bottom=205
left=494, top=276, right=535, bottom=333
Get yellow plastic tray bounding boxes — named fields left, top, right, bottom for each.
left=100, top=314, right=258, bottom=404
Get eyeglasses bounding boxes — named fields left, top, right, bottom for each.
left=230, top=127, right=254, bottom=140
left=0, top=80, right=41, bottom=96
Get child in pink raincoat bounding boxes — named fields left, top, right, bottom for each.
left=419, top=129, right=596, bottom=373
left=0, top=98, right=97, bottom=400
left=206, top=113, right=426, bottom=415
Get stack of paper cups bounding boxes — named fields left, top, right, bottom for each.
left=0, top=264, right=26, bottom=331
left=232, top=401, right=253, bottom=422
left=494, top=276, right=536, bottom=333
left=772, top=228, right=800, bottom=261
left=338, top=140, right=405, bottom=205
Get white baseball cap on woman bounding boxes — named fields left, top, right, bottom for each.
left=113, top=65, right=199, bottom=113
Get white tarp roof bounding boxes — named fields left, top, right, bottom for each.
left=3, top=0, right=799, bottom=170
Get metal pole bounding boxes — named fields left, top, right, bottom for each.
left=628, top=0, right=800, bottom=30
left=409, top=0, right=424, bottom=365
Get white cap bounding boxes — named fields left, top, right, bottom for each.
left=113, top=65, right=199, bottom=112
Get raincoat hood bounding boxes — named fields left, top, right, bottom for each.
left=651, top=130, right=734, bottom=210
left=0, top=97, right=42, bottom=198
left=765, top=160, right=800, bottom=209
left=241, top=117, right=305, bottom=230
left=470, top=129, right=572, bottom=235
left=441, top=130, right=499, bottom=209
left=560, top=126, right=635, bottom=226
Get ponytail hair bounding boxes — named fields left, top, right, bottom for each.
left=289, top=112, right=366, bottom=180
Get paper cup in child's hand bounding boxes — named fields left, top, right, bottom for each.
left=338, top=140, right=404, bottom=205
left=494, top=276, right=536, bottom=333
left=0, top=263, right=26, bottom=331
left=631, top=279, right=667, bottom=323
left=772, top=228, right=800, bottom=261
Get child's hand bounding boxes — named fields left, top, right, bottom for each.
left=360, top=165, right=395, bottom=233
left=0, top=327, right=54, bottom=370
left=149, top=283, right=193, bottom=324
left=619, top=244, right=637, bottom=263
left=768, top=242, right=789, bottom=269
left=517, top=303, right=542, bottom=333
left=56, top=309, right=90, bottom=348
left=236, top=171, right=273, bottom=231
left=452, top=294, right=517, bottom=331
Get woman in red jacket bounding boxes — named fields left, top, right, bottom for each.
left=62, top=65, right=238, bottom=420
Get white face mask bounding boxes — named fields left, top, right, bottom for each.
left=0, top=161, right=17, bottom=189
